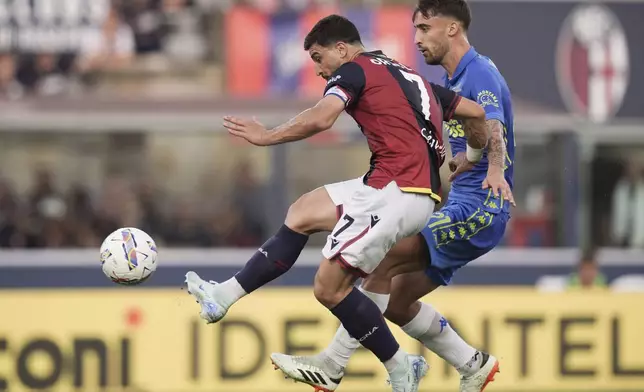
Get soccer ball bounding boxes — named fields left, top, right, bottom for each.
left=100, top=227, right=158, bottom=285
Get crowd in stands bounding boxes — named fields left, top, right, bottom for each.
left=0, top=0, right=219, bottom=99
left=0, top=0, right=380, bottom=100
left=0, top=0, right=405, bottom=101
left=0, top=0, right=641, bottom=252
left=0, top=164, right=267, bottom=248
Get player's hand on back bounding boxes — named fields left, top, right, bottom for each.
left=223, top=116, right=269, bottom=146
left=448, top=152, right=476, bottom=182
left=482, top=166, right=516, bottom=207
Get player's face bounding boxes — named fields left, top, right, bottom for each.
left=308, top=43, right=345, bottom=80
left=413, top=12, right=451, bottom=65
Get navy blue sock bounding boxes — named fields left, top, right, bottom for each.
left=331, top=287, right=400, bottom=362
left=235, top=225, right=308, bottom=293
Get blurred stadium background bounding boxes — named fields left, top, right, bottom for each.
left=0, top=0, right=643, bottom=391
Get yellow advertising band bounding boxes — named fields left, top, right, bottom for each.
left=0, top=288, right=642, bottom=392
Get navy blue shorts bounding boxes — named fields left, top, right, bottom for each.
left=420, top=200, right=509, bottom=285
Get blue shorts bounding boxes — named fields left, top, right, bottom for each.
left=420, top=200, right=509, bottom=285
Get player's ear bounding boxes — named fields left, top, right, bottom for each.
left=336, top=42, right=348, bottom=58
left=447, top=21, right=459, bottom=37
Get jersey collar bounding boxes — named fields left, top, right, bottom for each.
left=446, top=47, right=479, bottom=83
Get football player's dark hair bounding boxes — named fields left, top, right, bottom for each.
left=303, top=14, right=363, bottom=51
left=413, top=0, right=472, bottom=31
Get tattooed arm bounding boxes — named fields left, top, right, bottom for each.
left=443, top=99, right=488, bottom=180
left=462, top=117, right=488, bottom=150
left=486, top=119, right=505, bottom=169
left=446, top=114, right=489, bottom=181
left=482, top=119, right=515, bottom=205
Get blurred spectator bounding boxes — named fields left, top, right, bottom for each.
left=163, top=0, right=208, bottom=63
left=206, top=203, right=262, bottom=246
left=0, top=54, right=23, bottom=100
left=120, top=0, right=168, bottom=55
left=29, top=169, right=66, bottom=220
left=231, top=161, right=267, bottom=240
left=0, top=168, right=265, bottom=249
left=15, top=54, right=72, bottom=97
left=567, top=250, right=607, bottom=290
left=164, top=199, right=210, bottom=246
left=77, top=7, right=135, bottom=77
left=0, top=178, right=20, bottom=246
left=0, top=0, right=220, bottom=98
left=610, top=160, right=644, bottom=248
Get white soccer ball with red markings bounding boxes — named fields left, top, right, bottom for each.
left=100, top=227, right=158, bottom=285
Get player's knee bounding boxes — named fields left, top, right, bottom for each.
left=284, top=194, right=314, bottom=234
left=313, top=265, right=354, bottom=309
left=284, top=190, right=335, bottom=234
left=313, top=279, right=343, bottom=309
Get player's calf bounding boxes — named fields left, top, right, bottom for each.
left=391, top=298, right=500, bottom=391
left=316, top=258, right=425, bottom=391
left=184, top=187, right=340, bottom=324
left=186, top=224, right=309, bottom=324
left=236, top=186, right=338, bottom=293
left=384, top=269, right=439, bottom=326
left=400, top=302, right=488, bottom=378
left=234, top=223, right=309, bottom=294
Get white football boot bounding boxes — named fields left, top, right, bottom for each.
left=271, top=352, right=428, bottom=392
left=459, top=353, right=500, bottom=392
left=270, top=353, right=344, bottom=392
left=386, top=354, right=429, bottom=392
left=184, top=271, right=228, bottom=324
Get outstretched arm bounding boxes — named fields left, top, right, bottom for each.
left=265, top=95, right=345, bottom=144
left=223, top=95, right=345, bottom=146
left=225, top=62, right=365, bottom=147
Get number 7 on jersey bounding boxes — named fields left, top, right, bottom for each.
left=400, top=70, right=431, bottom=122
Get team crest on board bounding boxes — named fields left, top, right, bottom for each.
left=555, top=4, right=629, bottom=123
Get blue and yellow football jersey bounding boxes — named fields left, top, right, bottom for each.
left=420, top=47, right=515, bottom=285
left=443, top=47, right=515, bottom=214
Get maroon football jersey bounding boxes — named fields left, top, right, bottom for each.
left=324, top=51, right=461, bottom=202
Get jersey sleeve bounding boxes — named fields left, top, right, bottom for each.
left=430, top=82, right=462, bottom=121
left=469, top=67, right=505, bottom=123
left=323, top=62, right=366, bottom=108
